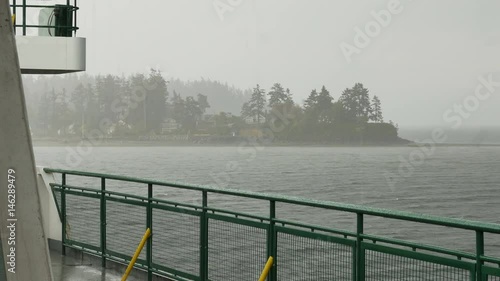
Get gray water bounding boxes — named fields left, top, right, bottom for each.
left=34, top=146, right=500, bottom=264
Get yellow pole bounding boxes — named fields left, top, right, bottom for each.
left=258, top=256, right=274, bottom=281
left=121, top=228, right=152, bottom=281
left=11, top=14, right=15, bottom=25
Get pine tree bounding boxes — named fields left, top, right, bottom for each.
left=303, top=86, right=333, bottom=123
left=304, top=89, right=318, bottom=110
left=144, top=69, right=169, bottom=132
left=268, top=83, right=292, bottom=108
left=37, top=90, right=52, bottom=136
left=370, top=95, right=383, bottom=123
left=70, top=83, right=89, bottom=137
left=197, top=93, right=210, bottom=115
left=352, top=83, right=371, bottom=122
left=316, top=86, right=334, bottom=123
left=241, top=84, right=266, bottom=123
left=171, top=90, right=186, bottom=125
left=339, top=83, right=372, bottom=122
left=53, top=89, right=72, bottom=135
left=126, top=73, right=147, bottom=131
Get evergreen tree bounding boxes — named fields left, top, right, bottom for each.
left=339, top=83, right=371, bottom=122
left=316, top=86, right=334, bottom=123
left=126, top=73, right=148, bottom=131
left=171, top=90, right=186, bottom=125
left=70, top=83, right=89, bottom=137
left=268, top=83, right=292, bottom=108
left=184, top=96, right=203, bottom=131
left=303, top=86, right=333, bottom=123
left=52, top=89, right=72, bottom=135
left=304, top=89, right=318, bottom=110
left=83, top=84, right=99, bottom=134
left=37, top=90, right=53, bottom=136
left=95, top=75, right=121, bottom=125
left=370, top=95, right=383, bottom=123
left=241, top=102, right=252, bottom=120
left=241, top=84, right=266, bottom=123
left=197, top=93, right=210, bottom=115
left=331, top=101, right=347, bottom=123
left=339, top=87, right=356, bottom=121
left=144, top=69, right=169, bottom=132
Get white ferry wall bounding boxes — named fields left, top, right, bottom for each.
left=17, top=36, right=86, bottom=74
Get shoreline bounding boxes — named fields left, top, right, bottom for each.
left=32, top=139, right=500, bottom=148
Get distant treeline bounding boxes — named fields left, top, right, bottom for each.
left=23, top=70, right=405, bottom=144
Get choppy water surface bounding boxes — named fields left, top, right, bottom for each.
left=34, top=146, right=500, bottom=257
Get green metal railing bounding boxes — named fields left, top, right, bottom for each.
left=44, top=168, right=500, bottom=281
left=10, top=0, right=79, bottom=36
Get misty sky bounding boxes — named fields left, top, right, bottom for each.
left=72, top=0, right=500, bottom=127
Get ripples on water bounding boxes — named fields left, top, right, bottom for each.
left=34, top=146, right=500, bottom=256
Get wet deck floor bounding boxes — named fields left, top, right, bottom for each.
left=50, top=250, right=140, bottom=281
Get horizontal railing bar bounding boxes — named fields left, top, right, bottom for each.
left=51, top=183, right=100, bottom=194
left=64, top=244, right=100, bottom=255
left=105, top=194, right=148, bottom=207
left=13, top=25, right=78, bottom=30
left=10, top=4, right=78, bottom=8
left=482, top=256, right=500, bottom=265
left=105, top=256, right=151, bottom=277
left=273, top=218, right=357, bottom=238
left=64, top=188, right=100, bottom=199
left=55, top=182, right=355, bottom=237
left=153, top=203, right=201, bottom=217
left=204, top=207, right=269, bottom=222
left=65, top=239, right=101, bottom=253
left=104, top=190, right=149, bottom=201
left=207, top=212, right=268, bottom=229
left=44, top=168, right=500, bottom=234
left=361, top=233, right=476, bottom=260
left=151, top=263, right=200, bottom=281
left=275, top=225, right=356, bottom=247
left=363, top=242, right=477, bottom=271
left=53, top=182, right=262, bottom=220
left=106, top=249, right=148, bottom=267
left=52, top=183, right=149, bottom=201
left=152, top=197, right=202, bottom=210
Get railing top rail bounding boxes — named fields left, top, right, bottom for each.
left=43, top=167, right=500, bottom=234
left=11, top=4, right=78, bottom=9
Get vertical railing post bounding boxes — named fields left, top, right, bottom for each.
left=356, top=213, right=364, bottom=281
left=74, top=0, right=77, bottom=36
left=61, top=173, right=66, bottom=255
left=12, top=0, right=16, bottom=34
left=476, top=231, right=484, bottom=281
left=147, top=183, right=153, bottom=281
left=268, top=200, right=277, bottom=281
left=200, top=191, right=208, bottom=280
left=100, top=177, right=106, bottom=268
left=22, top=0, right=26, bottom=35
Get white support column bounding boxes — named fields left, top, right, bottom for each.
left=0, top=1, right=53, bottom=280
left=36, top=167, right=62, bottom=242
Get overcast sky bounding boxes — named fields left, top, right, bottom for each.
left=70, top=0, right=500, bottom=127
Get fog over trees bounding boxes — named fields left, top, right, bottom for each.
left=23, top=70, right=404, bottom=144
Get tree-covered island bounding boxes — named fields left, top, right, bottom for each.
left=24, top=70, right=409, bottom=145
